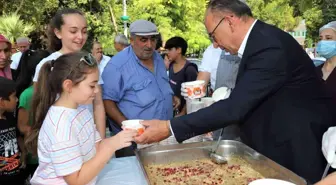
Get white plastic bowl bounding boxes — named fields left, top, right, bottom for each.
left=121, top=119, right=145, bottom=135
left=212, top=87, right=231, bottom=102
left=248, top=179, right=296, bottom=185
left=182, top=80, right=206, bottom=99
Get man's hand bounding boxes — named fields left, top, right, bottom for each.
left=134, top=120, right=171, bottom=144
left=173, top=96, right=181, bottom=110
left=322, top=127, right=336, bottom=168
left=315, top=172, right=336, bottom=185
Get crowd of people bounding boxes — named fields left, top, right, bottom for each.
left=0, top=0, right=335, bottom=185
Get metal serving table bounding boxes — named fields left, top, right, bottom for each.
left=135, top=140, right=307, bottom=185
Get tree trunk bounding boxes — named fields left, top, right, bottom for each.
left=108, top=4, right=118, bottom=33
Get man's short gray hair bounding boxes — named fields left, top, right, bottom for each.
left=114, top=34, right=129, bottom=46
left=207, top=0, right=253, bottom=18
left=16, top=37, right=30, bottom=44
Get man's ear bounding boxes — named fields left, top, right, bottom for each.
left=176, top=47, right=182, bottom=55
left=130, top=36, right=135, bottom=46
left=227, top=14, right=237, bottom=33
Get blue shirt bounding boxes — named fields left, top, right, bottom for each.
left=102, top=46, right=174, bottom=126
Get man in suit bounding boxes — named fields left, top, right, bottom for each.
left=135, top=0, right=336, bottom=183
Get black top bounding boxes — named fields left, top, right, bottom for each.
left=0, top=112, right=24, bottom=183
left=317, top=65, right=336, bottom=105
left=168, top=61, right=198, bottom=112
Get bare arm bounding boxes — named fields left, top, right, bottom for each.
left=63, top=144, right=113, bottom=185
left=17, top=136, right=26, bottom=167
left=103, top=100, right=127, bottom=127
left=17, top=108, right=31, bottom=137
left=63, top=130, right=136, bottom=185
left=94, top=85, right=106, bottom=139
left=64, top=130, right=137, bottom=185
left=315, top=172, right=336, bottom=185
left=197, top=71, right=210, bottom=85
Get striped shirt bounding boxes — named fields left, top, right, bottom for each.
left=30, top=106, right=101, bottom=185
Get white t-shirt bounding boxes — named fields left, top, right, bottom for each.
left=199, top=44, right=222, bottom=89
left=10, top=52, right=22, bottom=70
left=30, top=106, right=101, bottom=185
left=33, top=51, right=63, bottom=82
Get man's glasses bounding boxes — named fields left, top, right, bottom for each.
left=209, top=17, right=225, bottom=42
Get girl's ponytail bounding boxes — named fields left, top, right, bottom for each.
left=25, top=61, right=57, bottom=155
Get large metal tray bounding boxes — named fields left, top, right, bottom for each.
left=135, top=140, right=307, bottom=185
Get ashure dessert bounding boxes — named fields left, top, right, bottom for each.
left=145, top=157, right=264, bottom=185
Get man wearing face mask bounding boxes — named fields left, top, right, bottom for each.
left=135, top=1, right=336, bottom=183
left=316, top=21, right=336, bottom=173
left=102, top=20, right=180, bottom=156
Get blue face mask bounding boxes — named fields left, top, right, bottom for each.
left=316, top=40, right=336, bottom=59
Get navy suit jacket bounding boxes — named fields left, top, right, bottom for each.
left=170, top=20, right=335, bottom=183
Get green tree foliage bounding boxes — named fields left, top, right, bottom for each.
left=247, top=0, right=299, bottom=31
left=0, top=0, right=331, bottom=53
left=288, top=0, right=335, bottom=46
left=0, top=13, right=34, bottom=43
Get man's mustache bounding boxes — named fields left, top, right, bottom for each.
left=143, top=47, right=153, bottom=51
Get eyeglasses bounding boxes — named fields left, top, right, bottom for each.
left=209, top=17, right=225, bottom=42
left=66, top=53, right=97, bottom=79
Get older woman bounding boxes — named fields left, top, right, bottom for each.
left=318, top=21, right=336, bottom=178
left=316, top=21, right=336, bottom=103
left=0, top=34, right=12, bottom=79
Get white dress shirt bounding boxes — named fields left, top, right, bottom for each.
left=10, top=52, right=22, bottom=70
left=237, top=20, right=258, bottom=58
left=98, top=55, right=111, bottom=84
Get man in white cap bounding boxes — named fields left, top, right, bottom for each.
left=102, top=20, right=180, bottom=156
left=10, top=37, right=30, bottom=70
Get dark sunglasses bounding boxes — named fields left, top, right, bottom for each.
left=209, top=17, right=225, bottom=42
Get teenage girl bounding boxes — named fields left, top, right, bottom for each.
left=33, top=8, right=107, bottom=138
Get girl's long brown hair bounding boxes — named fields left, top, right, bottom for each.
left=47, top=8, right=84, bottom=52
left=25, top=52, right=97, bottom=155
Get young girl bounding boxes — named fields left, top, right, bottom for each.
left=32, top=8, right=107, bottom=139
left=26, top=52, right=136, bottom=185
left=16, top=49, right=50, bottom=178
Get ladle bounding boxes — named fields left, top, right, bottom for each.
left=210, top=128, right=227, bottom=164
